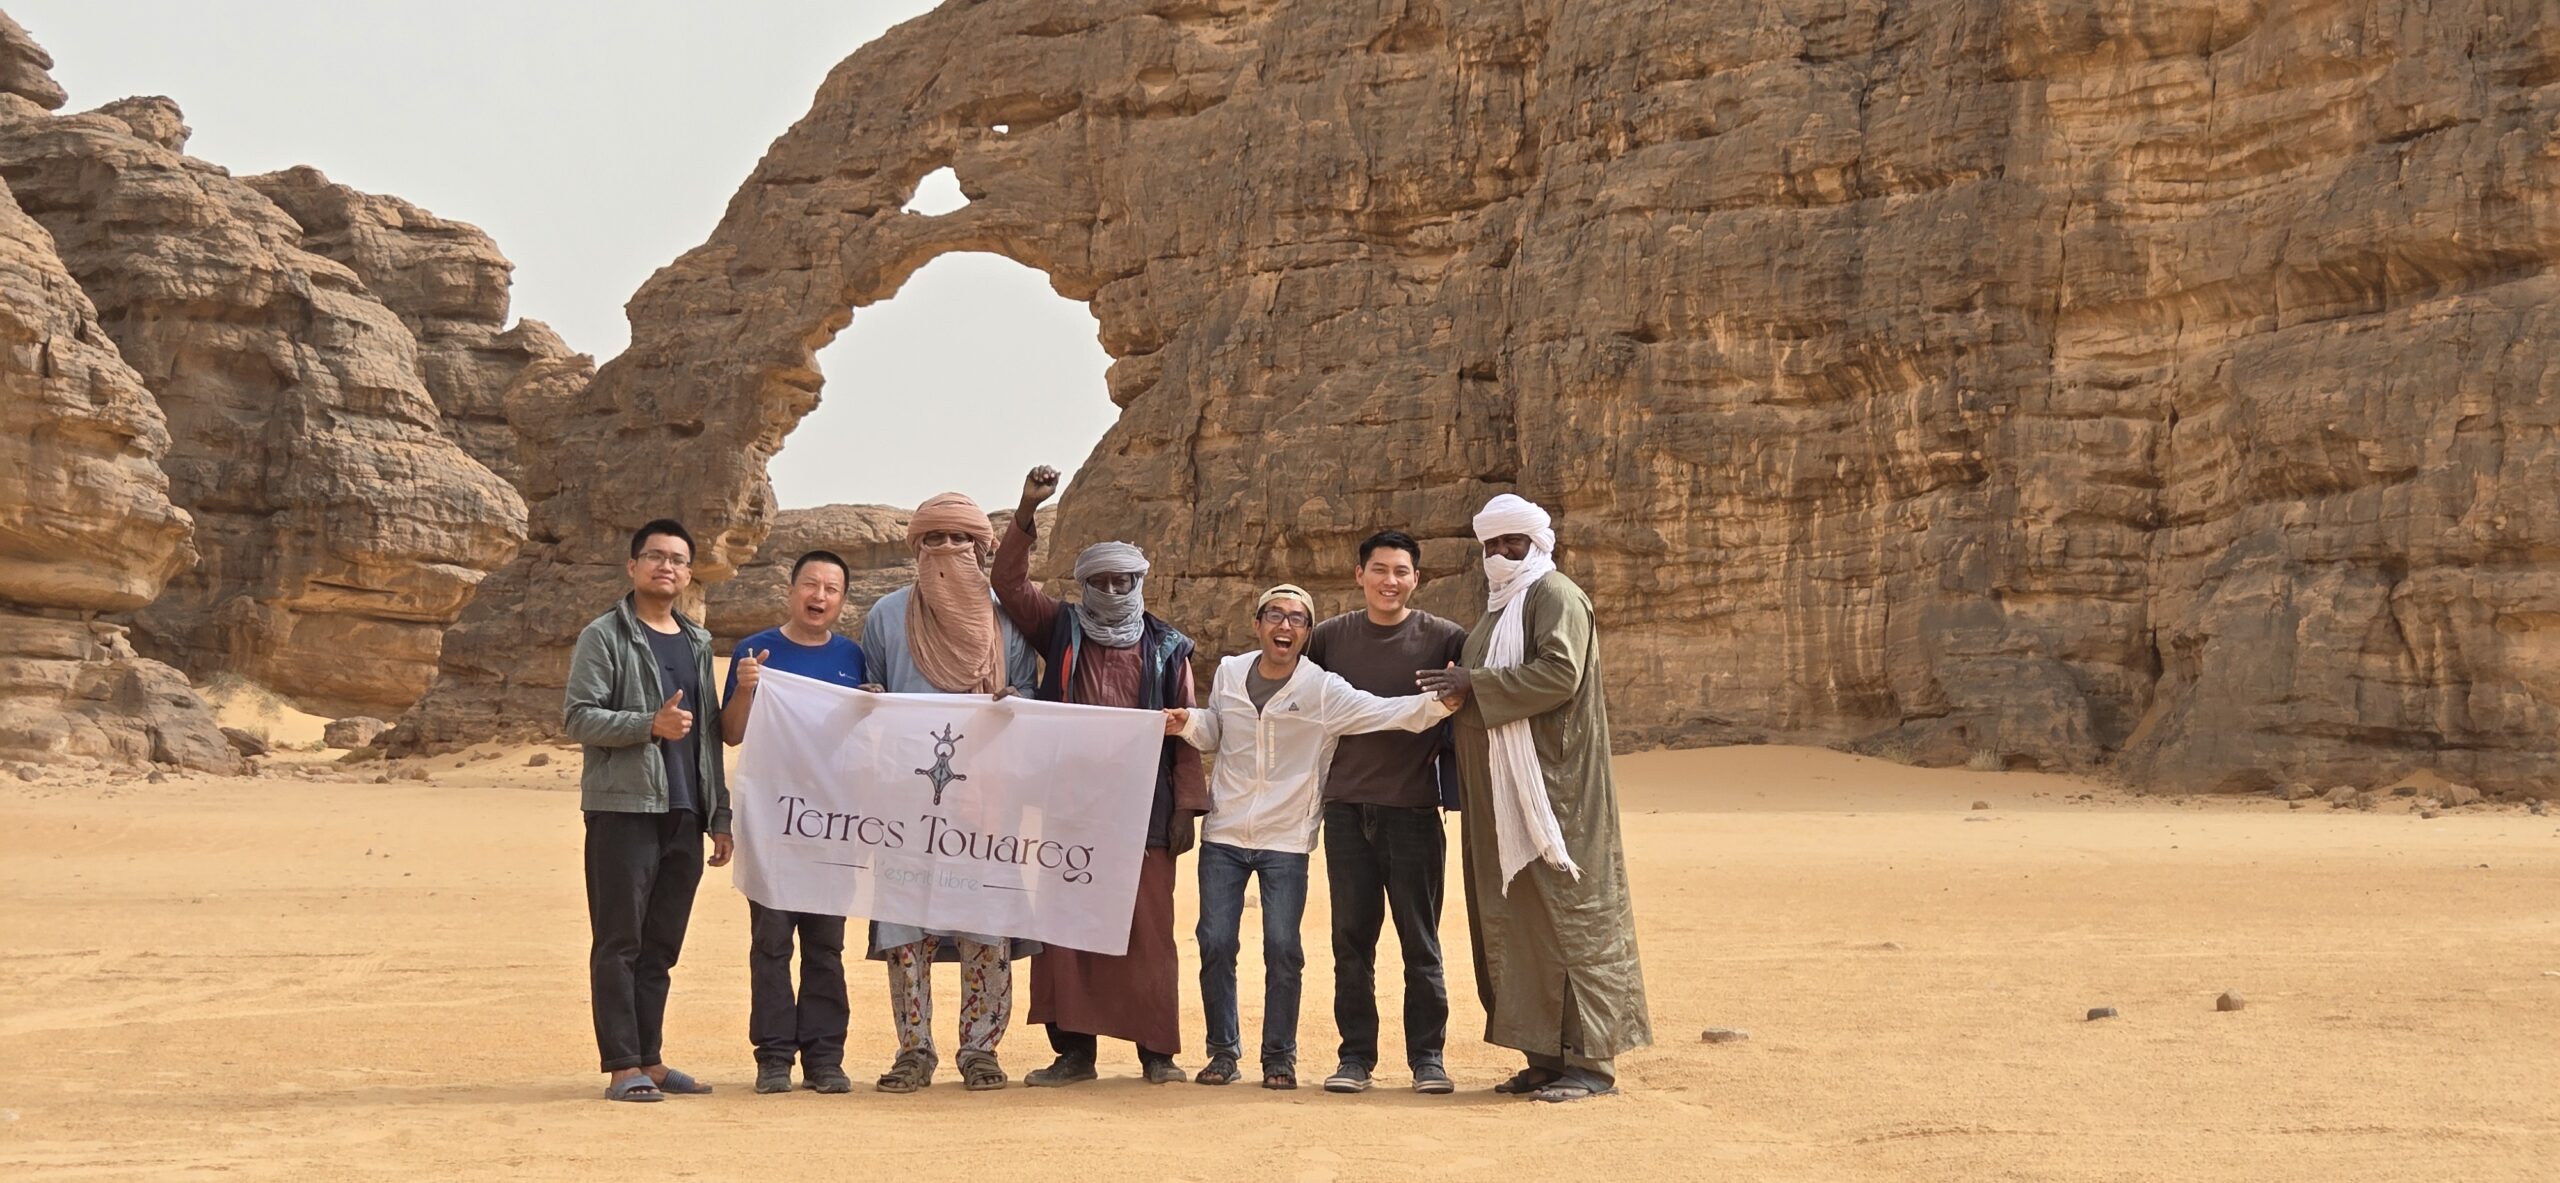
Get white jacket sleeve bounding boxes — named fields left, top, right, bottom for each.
left=1316, top=670, right=1453, bottom=738
left=1177, top=664, right=1229, bottom=751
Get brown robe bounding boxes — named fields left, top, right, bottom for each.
left=994, top=521, right=1204, bottom=1054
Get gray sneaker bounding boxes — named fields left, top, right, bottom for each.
left=1411, top=1063, right=1455, bottom=1094
left=1322, top=1062, right=1372, bottom=1093
left=754, top=1063, right=793, bottom=1095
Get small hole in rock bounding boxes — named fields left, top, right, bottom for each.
left=904, top=166, right=969, bottom=216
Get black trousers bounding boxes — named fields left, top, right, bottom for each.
left=1047, top=1024, right=1174, bottom=1065
left=1323, top=803, right=1449, bottom=1071
left=585, top=809, right=703, bottom=1072
left=750, top=901, right=849, bottom=1071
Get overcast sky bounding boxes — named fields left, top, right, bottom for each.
left=13, top=0, right=1117, bottom=511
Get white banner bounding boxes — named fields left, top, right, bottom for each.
left=730, top=670, right=1164, bottom=955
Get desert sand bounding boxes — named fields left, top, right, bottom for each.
left=2, top=743, right=2555, bottom=1182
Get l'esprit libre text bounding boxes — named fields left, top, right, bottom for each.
left=771, top=795, right=1096, bottom=883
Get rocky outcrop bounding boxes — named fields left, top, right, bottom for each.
left=0, top=11, right=63, bottom=112
left=0, top=79, right=530, bottom=718
left=704, top=504, right=1055, bottom=652
left=0, top=176, right=235, bottom=771
left=245, top=166, right=582, bottom=490
left=402, top=0, right=2558, bottom=794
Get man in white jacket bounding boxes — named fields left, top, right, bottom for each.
left=1164, top=584, right=1464, bottom=1090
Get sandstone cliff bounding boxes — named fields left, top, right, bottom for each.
left=0, top=77, right=531, bottom=718
left=246, top=166, right=582, bottom=491
left=0, top=176, right=236, bottom=771
left=379, top=0, right=2548, bottom=794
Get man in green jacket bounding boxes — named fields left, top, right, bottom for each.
left=564, top=518, right=734, bottom=1102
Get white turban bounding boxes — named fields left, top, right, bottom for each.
left=1473, top=493, right=1557, bottom=614
left=1471, top=493, right=1580, bottom=884
left=1472, top=493, right=1556, bottom=555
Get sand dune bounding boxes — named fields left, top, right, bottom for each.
left=2, top=745, right=2554, bottom=1181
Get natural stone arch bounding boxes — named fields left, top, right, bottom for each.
left=406, top=0, right=2560, bottom=799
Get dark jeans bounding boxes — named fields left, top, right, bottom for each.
left=1195, top=841, right=1310, bottom=1072
left=749, top=901, right=849, bottom=1071
left=1324, top=803, right=1448, bottom=1072
left=585, top=809, right=703, bottom=1072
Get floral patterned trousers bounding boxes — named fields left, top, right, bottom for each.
left=884, top=936, right=1011, bottom=1058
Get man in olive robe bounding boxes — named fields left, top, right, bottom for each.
left=1418, top=494, right=1651, bottom=1102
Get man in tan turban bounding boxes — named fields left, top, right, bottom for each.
left=857, top=492, right=1041, bottom=1093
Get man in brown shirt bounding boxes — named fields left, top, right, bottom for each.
left=994, top=465, right=1207, bottom=1087
left=1304, top=530, right=1468, bottom=1095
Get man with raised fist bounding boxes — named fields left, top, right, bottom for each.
left=563, top=517, right=734, bottom=1102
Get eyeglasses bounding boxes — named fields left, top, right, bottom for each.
left=1256, top=608, right=1312, bottom=628
left=636, top=550, right=692, bottom=568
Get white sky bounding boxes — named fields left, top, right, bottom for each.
left=12, top=1, right=1116, bottom=511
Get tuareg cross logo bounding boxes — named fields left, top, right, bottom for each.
left=914, top=724, right=968, bottom=806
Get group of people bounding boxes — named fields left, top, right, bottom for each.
left=563, top=467, right=1652, bottom=1107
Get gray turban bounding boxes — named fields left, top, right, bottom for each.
left=1073, top=541, right=1150, bottom=648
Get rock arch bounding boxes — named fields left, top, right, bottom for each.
left=406, top=0, right=2560, bottom=797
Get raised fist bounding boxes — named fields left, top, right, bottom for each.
left=1021, top=465, right=1061, bottom=509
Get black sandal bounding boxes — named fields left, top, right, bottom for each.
left=1262, top=1068, right=1298, bottom=1091
left=1194, top=1053, right=1240, bottom=1086
left=1492, top=1066, right=1563, bottom=1094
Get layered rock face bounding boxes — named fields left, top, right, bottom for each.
left=0, top=175, right=235, bottom=771
left=408, top=0, right=2558, bottom=793
left=246, top=166, right=581, bottom=490
left=0, top=78, right=531, bottom=717
left=704, top=504, right=1054, bottom=652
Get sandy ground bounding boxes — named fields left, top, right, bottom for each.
left=2, top=743, right=2555, bottom=1182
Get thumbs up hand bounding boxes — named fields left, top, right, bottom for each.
left=652, top=690, right=694, bottom=740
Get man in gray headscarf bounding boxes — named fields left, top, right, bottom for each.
left=992, top=465, right=1207, bottom=1087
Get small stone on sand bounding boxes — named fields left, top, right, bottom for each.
left=2216, top=991, right=2245, bottom=1012
left=526, top=753, right=551, bottom=767
left=1700, top=1028, right=1750, bottom=1044
left=2086, top=1007, right=2118, bottom=1021
left=1971, top=800, right=1990, bottom=810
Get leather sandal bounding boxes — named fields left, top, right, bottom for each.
left=957, top=1049, right=1008, bottom=1091
left=874, top=1049, right=935, bottom=1093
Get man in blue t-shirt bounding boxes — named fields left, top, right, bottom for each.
left=721, top=549, right=868, bottom=1095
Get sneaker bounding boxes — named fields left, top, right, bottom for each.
left=1322, top=1062, right=1372, bottom=1093
left=754, top=1063, right=793, bottom=1095
left=1024, top=1054, right=1099, bottom=1088
left=1411, top=1063, right=1455, bottom=1094
left=806, top=1066, right=854, bottom=1094
left=1141, top=1055, right=1186, bottom=1084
